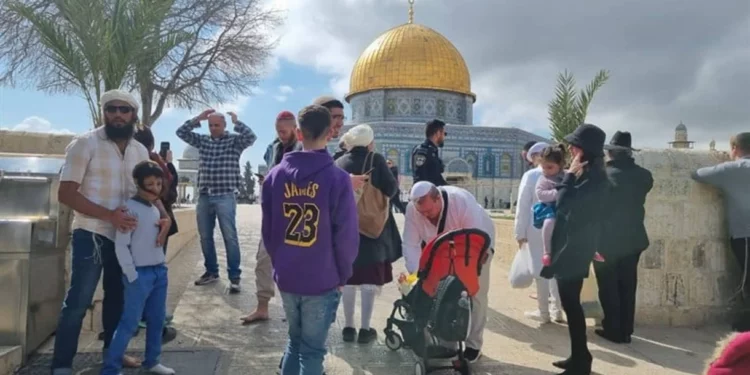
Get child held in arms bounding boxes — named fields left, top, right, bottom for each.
left=101, top=161, right=174, bottom=375
left=261, top=104, right=359, bottom=374
left=533, top=144, right=605, bottom=266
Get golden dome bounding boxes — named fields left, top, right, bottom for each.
left=346, top=23, right=474, bottom=101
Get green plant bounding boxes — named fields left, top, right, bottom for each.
left=548, top=69, right=610, bottom=142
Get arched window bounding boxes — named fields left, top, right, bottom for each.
left=500, top=153, right=512, bottom=177
left=465, top=153, right=478, bottom=177
left=483, top=153, right=495, bottom=177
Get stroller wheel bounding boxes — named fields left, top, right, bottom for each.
left=414, top=360, right=426, bottom=375
left=385, top=332, right=403, bottom=351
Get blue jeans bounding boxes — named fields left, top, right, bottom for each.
left=280, top=289, right=341, bottom=375
left=196, top=193, right=241, bottom=279
left=52, top=230, right=124, bottom=375
left=101, top=265, right=168, bottom=374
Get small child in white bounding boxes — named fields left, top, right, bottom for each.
left=101, top=161, right=174, bottom=375
left=534, top=145, right=605, bottom=266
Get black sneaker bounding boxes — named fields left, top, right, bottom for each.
left=229, top=278, right=241, bottom=293
left=162, top=326, right=177, bottom=343
left=357, top=328, right=376, bottom=344
left=342, top=327, right=357, bottom=342
left=194, top=273, right=219, bottom=286
left=464, top=347, right=482, bottom=363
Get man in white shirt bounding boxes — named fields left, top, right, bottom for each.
left=402, top=181, right=495, bottom=363
left=52, top=90, right=169, bottom=375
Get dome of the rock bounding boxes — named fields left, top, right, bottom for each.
left=346, top=23, right=474, bottom=102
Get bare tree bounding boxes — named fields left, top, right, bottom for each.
left=0, top=0, right=282, bottom=127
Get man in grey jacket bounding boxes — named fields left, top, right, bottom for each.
left=692, top=132, right=750, bottom=332
left=241, top=111, right=302, bottom=324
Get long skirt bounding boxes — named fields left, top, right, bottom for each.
left=347, top=261, right=393, bottom=286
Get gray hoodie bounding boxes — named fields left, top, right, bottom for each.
left=692, top=156, right=750, bottom=239
left=114, top=196, right=167, bottom=282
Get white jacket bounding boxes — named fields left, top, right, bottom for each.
left=513, top=166, right=545, bottom=275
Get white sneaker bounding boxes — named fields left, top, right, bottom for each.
left=524, top=310, right=551, bottom=323
left=149, top=363, right=176, bottom=374
left=551, top=309, right=565, bottom=323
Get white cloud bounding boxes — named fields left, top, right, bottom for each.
left=278, top=85, right=294, bottom=94
left=274, top=95, right=288, bottom=102
left=1, top=116, right=75, bottom=135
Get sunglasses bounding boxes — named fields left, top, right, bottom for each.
left=104, top=105, right=133, bottom=114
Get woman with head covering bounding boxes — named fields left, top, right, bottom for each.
left=540, top=124, right=610, bottom=375
left=513, top=142, right=564, bottom=323
left=334, top=124, right=402, bottom=344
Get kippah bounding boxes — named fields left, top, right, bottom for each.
left=312, top=95, right=339, bottom=106
left=276, top=110, right=295, bottom=121
left=410, top=181, right=435, bottom=201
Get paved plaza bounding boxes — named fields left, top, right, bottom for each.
left=25, top=205, right=727, bottom=374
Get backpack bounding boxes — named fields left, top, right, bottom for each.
left=427, top=275, right=472, bottom=342
left=355, top=152, right=390, bottom=238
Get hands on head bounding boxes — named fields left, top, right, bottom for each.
left=196, top=108, right=216, bottom=122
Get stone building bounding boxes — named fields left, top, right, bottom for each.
left=177, top=145, right=199, bottom=203
left=668, top=121, right=695, bottom=149
left=326, top=5, right=546, bottom=206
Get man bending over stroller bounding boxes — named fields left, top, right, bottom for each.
left=402, top=181, right=496, bottom=363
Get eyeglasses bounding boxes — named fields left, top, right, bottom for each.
left=104, top=105, right=133, bottom=114
left=332, top=114, right=346, bottom=120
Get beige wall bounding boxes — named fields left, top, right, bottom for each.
left=0, top=130, right=74, bottom=155
left=492, top=148, right=736, bottom=327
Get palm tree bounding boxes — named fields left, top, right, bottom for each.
left=8, top=0, right=184, bottom=127
left=548, top=69, right=610, bottom=142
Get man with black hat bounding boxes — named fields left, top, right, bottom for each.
left=412, top=119, right=449, bottom=186
left=595, top=131, right=653, bottom=344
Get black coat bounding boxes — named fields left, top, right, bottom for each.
left=165, top=163, right=179, bottom=236
left=601, top=157, right=653, bottom=259
left=541, top=169, right=610, bottom=280
left=335, top=147, right=402, bottom=267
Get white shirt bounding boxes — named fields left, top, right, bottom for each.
left=513, top=166, right=543, bottom=241
left=402, top=186, right=496, bottom=273
left=59, top=127, right=150, bottom=240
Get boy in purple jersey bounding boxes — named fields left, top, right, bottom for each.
left=261, top=104, right=359, bottom=374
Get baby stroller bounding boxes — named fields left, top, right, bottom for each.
left=384, top=228, right=492, bottom=375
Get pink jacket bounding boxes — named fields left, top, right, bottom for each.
left=706, top=332, right=750, bottom=375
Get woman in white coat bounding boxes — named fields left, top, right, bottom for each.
left=513, top=142, right=564, bottom=323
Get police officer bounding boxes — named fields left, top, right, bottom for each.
left=412, top=119, right=448, bottom=186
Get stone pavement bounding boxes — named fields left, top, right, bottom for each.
left=169, top=205, right=725, bottom=375
left=22, top=205, right=727, bottom=374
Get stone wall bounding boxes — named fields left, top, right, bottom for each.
left=492, top=149, right=737, bottom=327
left=635, top=149, right=734, bottom=326
left=0, top=130, right=74, bottom=155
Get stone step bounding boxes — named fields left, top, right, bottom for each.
left=0, top=346, right=22, bottom=375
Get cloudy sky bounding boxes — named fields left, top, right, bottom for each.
left=1, top=0, right=748, bottom=167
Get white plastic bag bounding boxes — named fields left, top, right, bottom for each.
left=509, top=244, right=534, bottom=289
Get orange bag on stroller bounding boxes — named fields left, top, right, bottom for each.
left=384, top=228, right=492, bottom=375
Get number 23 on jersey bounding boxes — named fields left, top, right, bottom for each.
left=283, top=202, right=320, bottom=247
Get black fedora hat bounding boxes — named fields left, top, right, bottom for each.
left=563, top=124, right=606, bottom=156
left=604, top=131, right=640, bottom=151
